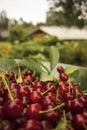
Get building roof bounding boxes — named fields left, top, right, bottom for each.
left=30, top=26, right=87, bottom=40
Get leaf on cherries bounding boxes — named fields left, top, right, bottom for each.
left=54, top=118, right=67, bottom=130
left=65, top=66, right=79, bottom=77
left=40, top=73, right=55, bottom=82
left=49, top=46, right=60, bottom=71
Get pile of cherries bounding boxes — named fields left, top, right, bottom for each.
left=0, top=66, right=87, bottom=130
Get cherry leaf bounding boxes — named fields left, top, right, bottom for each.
left=65, top=66, right=79, bottom=77
left=49, top=46, right=60, bottom=71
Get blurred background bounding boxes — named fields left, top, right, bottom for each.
left=0, top=0, right=87, bottom=89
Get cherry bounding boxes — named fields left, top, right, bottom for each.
left=44, top=91, right=56, bottom=102
left=19, top=86, right=29, bottom=97
left=22, top=96, right=30, bottom=106
left=4, top=99, right=24, bottom=118
left=65, top=100, right=72, bottom=112
left=29, top=91, right=42, bottom=103
left=10, top=83, right=20, bottom=90
left=23, top=119, right=43, bottom=130
left=34, top=81, right=44, bottom=89
left=73, top=113, right=87, bottom=130
left=57, top=66, right=64, bottom=73
left=59, top=83, right=69, bottom=94
left=44, top=109, right=61, bottom=122
left=71, top=98, right=84, bottom=114
left=27, top=103, right=43, bottom=120
left=41, top=120, right=53, bottom=130
left=44, top=81, right=57, bottom=92
left=63, top=93, right=74, bottom=102
left=25, top=70, right=33, bottom=76
left=60, top=73, right=68, bottom=82
left=0, top=105, right=4, bottom=119
left=41, top=96, right=55, bottom=108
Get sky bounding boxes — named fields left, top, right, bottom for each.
left=0, top=0, right=49, bottom=24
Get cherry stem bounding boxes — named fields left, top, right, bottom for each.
left=41, top=85, right=55, bottom=96
left=67, top=123, right=75, bottom=130
left=83, top=123, right=87, bottom=130
left=39, top=102, right=65, bottom=114
left=68, top=77, right=71, bottom=93
left=1, top=75, right=14, bottom=101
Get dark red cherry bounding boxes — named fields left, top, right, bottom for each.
left=57, top=66, right=64, bottom=73
left=60, top=73, right=68, bottom=82
left=73, top=113, right=87, bottom=130
left=63, top=93, right=74, bottom=102
left=27, top=103, right=43, bottom=120
left=41, top=96, right=55, bottom=108
left=29, top=91, right=42, bottom=103
left=41, top=120, right=53, bottom=130
left=19, top=86, right=29, bottom=97
left=4, top=99, right=24, bottom=118
left=44, top=109, right=61, bottom=122
left=45, top=92, right=56, bottom=102
left=25, top=70, right=33, bottom=76
left=23, top=119, right=43, bottom=130
left=71, top=98, right=84, bottom=113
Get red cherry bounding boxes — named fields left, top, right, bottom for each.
left=60, top=73, right=68, bottom=82
left=59, top=84, right=69, bottom=93
left=4, top=99, right=24, bottom=118
left=73, top=113, right=87, bottom=130
left=45, top=92, right=56, bottom=102
left=71, top=98, right=84, bottom=113
left=63, top=93, right=74, bottom=102
left=57, top=66, right=64, bottom=73
left=44, top=109, right=61, bottom=122
left=27, top=103, right=43, bottom=120
left=25, top=70, right=33, bottom=76
left=41, top=120, right=53, bottom=130
left=41, top=96, right=55, bottom=108
left=19, top=86, right=29, bottom=97
left=23, top=119, right=43, bottom=130
left=29, top=91, right=42, bottom=103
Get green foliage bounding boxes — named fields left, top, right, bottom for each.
left=58, top=41, right=87, bottom=67
left=46, top=0, right=87, bottom=27
left=65, top=66, right=79, bottom=77
left=49, top=46, right=60, bottom=71
left=9, top=25, right=28, bottom=43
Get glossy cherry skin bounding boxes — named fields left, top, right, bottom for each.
left=29, top=91, right=42, bottom=103
left=27, top=103, right=43, bottom=120
left=4, top=99, right=24, bottom=118
left=71, top=98, right=84, bottom=114
left=41, top=96, right=55, bottom=108
left=23, top=119, right=43, bottom=130
left=73, top=113, right=87, bottom=130
left=44, top=109, right=61, bottom=122
left=60, top=73, right=68, bottom=82
left=19, top=86, right=29, bottom=97
left=41, top=120, right=53, bottom=130
left=57, top=66, right=64, bottom=73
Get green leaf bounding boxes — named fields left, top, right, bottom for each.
left=49, top=46, right=60, bottom=71
left=54, top=118, right=67, bottom=130
left=19, top=58, right=42, bottom=74
left=65, top=66, right=79, bottom=77
left=0, top=59, right=17, bottom=72
left=40, top=73, right=54, bottom=82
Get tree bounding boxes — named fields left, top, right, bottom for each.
left=46, top=0, right=87, bottom=28
left=9, top=25, right=28, bottom=43
left=0, top=10, right=9, bottom=30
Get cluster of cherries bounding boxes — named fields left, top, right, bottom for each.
left=0, top=66, right=87, bottom=130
